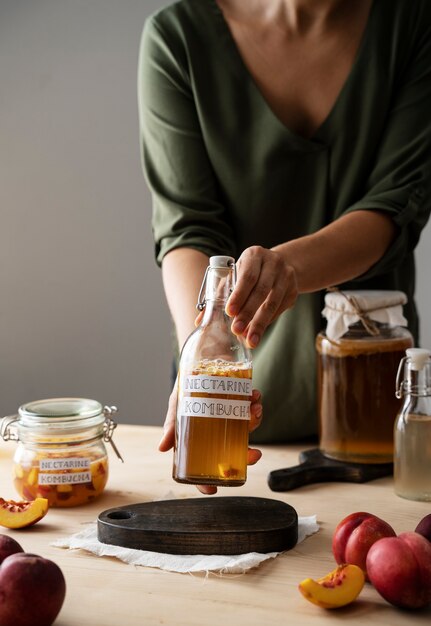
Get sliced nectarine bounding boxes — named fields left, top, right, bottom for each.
left=0, top=498, right=48, bottom=529
left=90, top=461, right=108, bottom=492
left=299, top=564, right=365, bottom=609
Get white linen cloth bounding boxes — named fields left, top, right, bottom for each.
left=52, top=515, right=319, bottom=574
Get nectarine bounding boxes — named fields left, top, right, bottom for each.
left=0, top=497, right=48, bottom=529
left=367, top=532, right=431, bottom=609
left=299, top=564, right=365, bottom=609
left=0, top=552, right=66, bottom=626
left=332, top=511, right=396, bottom=576
left=415, top=513, right=431, bottom=543
left=0, top=534, right=24, bottom=563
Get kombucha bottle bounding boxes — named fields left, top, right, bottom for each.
left=173, top=256, right=252, bottom=486
left=394, top=348, right=431, bottom=501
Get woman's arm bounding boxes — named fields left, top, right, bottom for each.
left=227, top=209, right=396, bottom=348
left=161, top=248, right=209, bottom=350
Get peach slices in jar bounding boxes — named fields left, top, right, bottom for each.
left=13, top=450, right=109, bottom=508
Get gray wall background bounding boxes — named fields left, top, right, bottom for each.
left=1, top=0, right=430, bottom=425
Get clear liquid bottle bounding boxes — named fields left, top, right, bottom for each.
left=394, top=348, right=431, bottom=501
left=173, top=256, right=252, bottom=486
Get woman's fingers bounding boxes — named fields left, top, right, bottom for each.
left=247, top=447, right=262, bottom=465
left=250, top=389, right=263, bottom=432
left=197, top=484, right=218, bottom=495
left=226, top=246, right=298, bottom=348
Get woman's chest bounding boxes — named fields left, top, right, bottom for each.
left=217, top=2, right=373, bottom=138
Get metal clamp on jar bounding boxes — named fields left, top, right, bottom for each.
left=1, top=398, right=123, bottom=507
left=316, top=290, right=413, bottom=464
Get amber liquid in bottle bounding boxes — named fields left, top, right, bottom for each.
left=174, top=359, right=251, bottom=485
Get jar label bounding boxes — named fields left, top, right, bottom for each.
left=180, top=396, right=250, bottom=420
left=38, top=457, right=93, bottom=485
left=183, top=375, right=252, bottom=397
left=38, top=471, right=92, bottom=485
left=39, top=457, right=91, bottom=471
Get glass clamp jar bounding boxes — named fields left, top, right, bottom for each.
left=316, top=290, right=413, bottom=464
left=0, top=398, right=123, bottom=507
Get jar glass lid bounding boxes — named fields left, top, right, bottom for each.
left=18, top=398, right=103, bottom=422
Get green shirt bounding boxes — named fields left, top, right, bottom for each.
left=138, top=0, right=431, bottom=443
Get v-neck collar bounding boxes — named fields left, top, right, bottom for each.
left=208, top=0, right=377, bottom=148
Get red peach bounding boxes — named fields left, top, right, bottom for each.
left=367, top=532, right=431, bottom=609
left=332, top=512, right=396, bottom=575
left=415, top=514, right=431, bottom=543
left=0, top=552, right=66, bottom=626
left=0, top=534, right=24, bottom=564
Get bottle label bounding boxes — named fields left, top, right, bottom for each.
left=183, top=375, right=252, bottom=397
left=180, top=396, right=250, bottom=420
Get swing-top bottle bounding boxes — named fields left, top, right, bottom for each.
left=173, top=255, right=252, bottom=486
left=394, top=347, right=431, bottom=501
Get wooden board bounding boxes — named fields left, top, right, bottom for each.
left=97, top=496, right=298, bottom=555
left=268, top=448, right=393, bottom=491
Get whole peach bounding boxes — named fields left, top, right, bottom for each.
left=0, top=534, right=24, bottom=563
left=0, top=552, right=66, bottom=626
left=367, top=532, right=431, bottom=609
left=332, top=512, right=396, bottom=575
left=415, top=514, right=431, bottom=543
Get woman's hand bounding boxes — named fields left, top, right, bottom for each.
left=158, top=385, right=263, bottom=495
left=226, top=246, right=298, bottom=349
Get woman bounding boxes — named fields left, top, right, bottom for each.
left=138, top=0, right=431, bottom=490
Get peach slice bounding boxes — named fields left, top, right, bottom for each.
left=0, top=498, right=49, bottom=529
left=298, top=564, right=365, bottom=609
left=89, top=461, right=108, bottom=492
left=218, top=463, right=240, bottom=479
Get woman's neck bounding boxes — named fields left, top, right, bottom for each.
left=216, top=0, right=356, bottom=33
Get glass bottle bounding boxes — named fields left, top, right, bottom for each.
left=174, top=256, right=252, bottom=486
left=1, top=398, right=122, bottom=507
left=394, top=348, right=431, bottom=501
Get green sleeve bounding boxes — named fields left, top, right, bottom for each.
left=342, top=11, right=431, bottom=280
left=138, top=16, right=235, bottom=266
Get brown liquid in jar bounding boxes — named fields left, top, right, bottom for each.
left=316, top=327, right=413, bottom=463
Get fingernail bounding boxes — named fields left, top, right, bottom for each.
left=233, top=321, right=245, bottom=334
left=249, top=333, right=260, bottom=348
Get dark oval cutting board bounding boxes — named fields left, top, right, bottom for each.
left=97, top=496, right=298, bottom=555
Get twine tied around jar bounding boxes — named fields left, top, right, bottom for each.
left=322, top=289, right=408, bottom=341
left=326, top=287, right=381, bottom=336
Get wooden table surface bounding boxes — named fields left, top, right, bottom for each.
left=1, top=424, right=430, bottom=626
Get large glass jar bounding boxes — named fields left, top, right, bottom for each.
left=316, top=291, right=413, bottom=464
left=1, top=398, right=122, bottom=507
